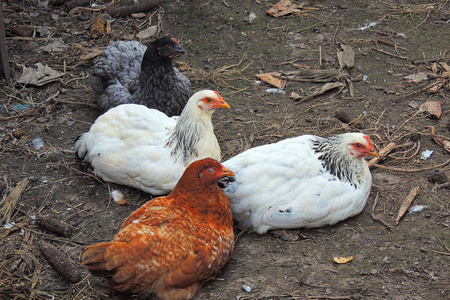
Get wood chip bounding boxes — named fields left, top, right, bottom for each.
left=395, top=186, right=420, bottom=226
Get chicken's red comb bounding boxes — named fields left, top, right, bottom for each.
left=171, top=38, right=180, bottom=45
left=214, top=91, right=223, bottom=100
left=363, top=135, right=374, bottom=148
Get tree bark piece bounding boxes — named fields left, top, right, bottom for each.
left=106, top=0, right=165, bottom=17
left=0, top=5, right=9, bottom=80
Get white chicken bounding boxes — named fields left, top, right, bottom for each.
left=221, top=132, right=379, bottom=234
left=75, top=90, right=229, bottom=195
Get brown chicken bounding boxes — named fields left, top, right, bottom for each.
left=81, top=158, right=235, bottom=300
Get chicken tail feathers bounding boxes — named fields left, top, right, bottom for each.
left=74, top=133, right=89, bottom=161
left=81, top=242, right=111, bottom=271
left=81, top=241, right=135, bottom=283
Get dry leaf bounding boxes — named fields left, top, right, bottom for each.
left=333, top=256, right=354, bottom=264
left=431, top=126, right=450, bottom=153
left=395, top=186, right=420, bottom=225
left=91, top=15, right=105, bottom=39
left=17, top=63, right=64, bottom=86
left=267, top=0, right=293, bottom=16
left=256, top=72, right=286, bottom=89
left=440, top=62, right=450, bottom=72
left=404, top=72, right=429, bottom=82
left=266, top=0, right=317, bottom=18
left=419, top=101, right=441, bottom=118
left=431, top=63, right=438, bottom=74
left=337, top=44, right=355, bottom=69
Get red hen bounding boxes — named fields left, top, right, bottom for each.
left=81, top=158, right=235, bottom=300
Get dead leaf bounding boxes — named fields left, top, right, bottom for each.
left=395, top=186, right=420, bottom=225
left=266, top=0, right=317, bottom=18
left=419, top=101, right=441, bottom=118
left=91, top=15, right=105, bottom=39
left=17, top=63, right=64, bottom=86
left=440, top=62, right=450, bottom=72
left=40, top=40, right=67, bottom=53
left=431, top=126, right=450, bottom=153
left=256, top=72, right=286, bottom=89
left=404, top=72, right=430, bottom=82
left=294, top=82, right=344, bottom=102
left=337, top=44, right=354, bottom=69
left=267, top=0, right=294, bottom=17
left=333, top=256, right=354, bottom=264
left=0, top=178, right=30, bottom=224
left=136, top=25, right=158, bottom=41
left=431, top=63, right=438, bottom=74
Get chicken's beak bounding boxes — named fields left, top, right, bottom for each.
left=366, top=149, right=380, bottom=158
left=214, top=100, right=230, bottom=109
left=222, top=169, right=235, bottom=177
left=167, top=45, right=187, bottom=59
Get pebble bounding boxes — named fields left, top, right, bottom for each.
left=32, top=137, right=44, bottom=149
left=242, top=284, right=252, bottom=293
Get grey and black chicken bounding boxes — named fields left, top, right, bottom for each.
left=91, top=36, right=192, bottom=117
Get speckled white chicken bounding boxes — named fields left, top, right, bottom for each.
left=221, top=132, right=379, bottom=234
left=75, top=90, right=229, bottom=195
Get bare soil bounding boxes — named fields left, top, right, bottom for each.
left=1, top=0, right=449, bottom=299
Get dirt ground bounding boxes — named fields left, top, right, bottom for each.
left=1, top=0, right=449, bottom=299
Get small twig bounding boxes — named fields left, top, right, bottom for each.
left=370, top=193, right=393, bottom=230
left=0, top=90, right=60, bottom=121
left=373, top=158, right=450, bottom=172
left=430, top=249, right=450, bottom=256
left=387, top=142, right=420, bottom=160
left=406, top=9, right=431, bottom=34
left=372, top=47, right=408, bottom=60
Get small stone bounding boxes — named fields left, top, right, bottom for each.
left=242, top=284, right=252, bottom=293
left=131, top=13, right=146, bottom=18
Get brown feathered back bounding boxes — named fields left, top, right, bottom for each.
left=81, top=158, right=235, bottom=300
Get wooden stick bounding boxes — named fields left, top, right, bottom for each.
left=372, top=47, right=408, bottom=60
left=368, top=142, right=396, bottom=167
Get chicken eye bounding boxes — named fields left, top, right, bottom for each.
left=207, top=168, right=214, bottom=173
left=206, top=98, right=212, bottom=103
left=355, top=143, right=362, bottom=148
